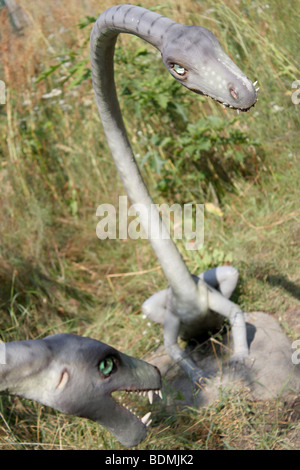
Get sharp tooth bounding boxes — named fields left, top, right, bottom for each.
left=256, top=87, right=260, bottom=92
left=141, top=411, right=151, bottom=425
left=158, top=390, right=163, bottom=399
left=237, top=109, right=240, bottom=115
left=146, top=419, right=152, bottom=427
left=148, top=390, right=153, bottom=404
left=253, top=80, right=258, bottom=86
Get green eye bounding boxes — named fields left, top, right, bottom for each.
left=173, top=64, right=186, bottom=76
left=99, top=357, right=115, bottom=376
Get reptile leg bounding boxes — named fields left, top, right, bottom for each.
left=143, top=289, right=206, bottom=383
left=206, top=286, right=249, bottom=360
left=163, top=307, right=206, bottom=385
left=143, top=266, right=248, bottom=383
left=142, top=289, right=168, bottom=324
left=143, top=266, right=239, bottom=323
left=198, top=266, right=239, bottom=299
left=197, top=266, right=248, bottom=360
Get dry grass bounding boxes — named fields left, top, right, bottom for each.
left=0, top=0, right=299, bottom=450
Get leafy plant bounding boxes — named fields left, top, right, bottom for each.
left=156, top=115, right=262, bottom=201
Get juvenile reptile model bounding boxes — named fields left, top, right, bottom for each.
left=0, top=333, right=161, bottom=447
left=90, top=5, right=257, bottom=384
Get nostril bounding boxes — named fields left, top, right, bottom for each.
left=57, top=369, right=69, bottom=389
left=229, top=87, right=238, bottom=100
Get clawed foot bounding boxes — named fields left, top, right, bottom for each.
left=189, top=370, right=208, bottom=389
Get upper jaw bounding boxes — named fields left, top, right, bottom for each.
left=111, top=387, right=162, bottom=424
left=190, top=83, right=258, bottom=112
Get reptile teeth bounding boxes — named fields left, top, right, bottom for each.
left=113, top=388, right=162, bottom=427
left=127, top=388, right=162, bottom=400
left=141, top=411, right=151, bottom=425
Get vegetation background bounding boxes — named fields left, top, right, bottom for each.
left=0, top=0, right=299, bottom=449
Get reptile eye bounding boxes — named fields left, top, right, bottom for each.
left=172, top=63, right=187, bottom=76
left=99, top=357, right=115, bottom=377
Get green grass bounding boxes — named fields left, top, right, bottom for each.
left=0, top=0, right=299, bottom=450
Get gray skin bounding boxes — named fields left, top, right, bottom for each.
left=0, top=334, right=161, bottom=447
left=90, top=5, right=257, bottom=384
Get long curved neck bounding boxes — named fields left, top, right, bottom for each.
left=90, top=5, right=197, bottom=303
left=0, top=340, right=49, bottom=397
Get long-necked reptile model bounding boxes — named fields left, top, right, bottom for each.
left=90, top=5, right=257, bottom=384
left=0, top=334, right=161, bottom=447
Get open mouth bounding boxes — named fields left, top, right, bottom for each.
left=112, top=388, right=162, bottom=427
left=218, top=98, right=257, bottom=113
left=191, top=80, right=259, bottom=114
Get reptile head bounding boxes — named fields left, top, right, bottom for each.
left=2, top=334, right=161, bottom=447
left=162, top=24, right=257, bottom=112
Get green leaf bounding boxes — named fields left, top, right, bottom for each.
left=78, top=16, right=97, bottom=29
